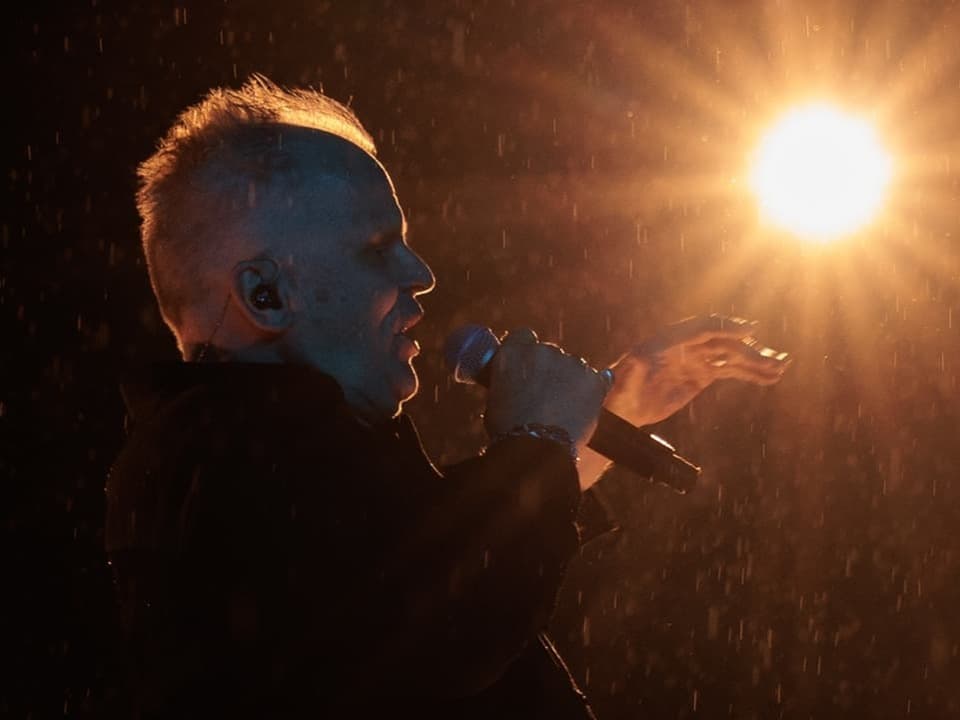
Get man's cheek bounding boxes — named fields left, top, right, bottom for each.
left=372, top=292, right=397, bottom=322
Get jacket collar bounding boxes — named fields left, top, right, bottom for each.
left=119, top=362, right=346, bottom=425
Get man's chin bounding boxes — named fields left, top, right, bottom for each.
left=392, top=363, right=419, bottom=407
left=350, top=363, right=418, bottom=423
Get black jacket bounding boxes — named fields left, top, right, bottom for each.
left=105, top=362, right=600, bottom=718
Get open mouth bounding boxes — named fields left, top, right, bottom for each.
left=395, top=313, right=423, bottom=336
left=392, top=311, right=424, bottom=359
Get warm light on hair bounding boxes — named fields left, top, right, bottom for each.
left=136, top=74, right=376, bottom=340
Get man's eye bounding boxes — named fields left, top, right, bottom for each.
left=371, top=238, right=400, bottom=256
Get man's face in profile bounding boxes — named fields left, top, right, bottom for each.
left=256, top=133, right=435, bottom=422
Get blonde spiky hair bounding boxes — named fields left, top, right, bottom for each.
left=135, top=74, right=376, bottom=344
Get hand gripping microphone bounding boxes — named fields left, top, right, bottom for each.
left=444, top=324, right=701, bottom=494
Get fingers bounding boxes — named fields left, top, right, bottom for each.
left=635, top=314, right=759, bottom=357
left=570, top=355, right=614, bottom=399
left=501, top=327, right=539, bottom=345
left=712, top=362, right=785, bottom=385
left=694, top=336, right=791, bottom=382
left=655, top=315, right=791, bottom=366
left=499, top=327, right=611, bottom=396
left=696, top=336, right=791, bottom=365
left=665, top=314, right=760, bottom=346
left=486, top=327, right=608, bottom=445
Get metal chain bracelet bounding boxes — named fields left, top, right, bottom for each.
left=488, top=422, right=579, bottom=462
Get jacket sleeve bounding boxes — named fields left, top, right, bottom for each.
left=178, top=431, right=582, bottom=703
left=372, top=436, right=583, bottom=697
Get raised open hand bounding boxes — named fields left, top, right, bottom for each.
left=603, top=315, right=792, bottom=428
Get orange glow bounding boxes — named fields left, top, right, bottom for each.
left=749, top=104, right=893, bottom=241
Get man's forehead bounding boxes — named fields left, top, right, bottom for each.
left=279, top=125, right=383, bottom=180
left=279, top=128, right=404, bottom=231
left=305, top=171, right=403, bottom=231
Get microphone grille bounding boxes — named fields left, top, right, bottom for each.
left=443, top=324, right=500, bottom=384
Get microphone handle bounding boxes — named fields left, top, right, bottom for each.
left=589, top=409, right=700, bottom=494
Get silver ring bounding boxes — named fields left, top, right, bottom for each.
left=599, top=367, right=615, bottom=391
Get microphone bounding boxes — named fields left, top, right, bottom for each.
left=444, top=324, right=701, bottom=494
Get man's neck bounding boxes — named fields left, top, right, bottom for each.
left=179, top=346, right=400, bottom=427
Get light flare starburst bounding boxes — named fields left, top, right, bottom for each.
left=749, top=104, right=893, bottom=241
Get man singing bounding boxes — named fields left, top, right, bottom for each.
left=105, top=75, right=789, bottom=718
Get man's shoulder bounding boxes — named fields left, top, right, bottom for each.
left=119, top=362, right=344, bottom=422
left=105, top=362, right=357, bottom=552
left=118, top=362, right=367, bottom=468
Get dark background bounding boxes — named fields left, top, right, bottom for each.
left=3, top=1, right=959, bottom=717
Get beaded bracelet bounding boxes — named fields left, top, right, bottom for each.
left=489, top=422, right=579, bottom=462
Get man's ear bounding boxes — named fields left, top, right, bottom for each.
left=230, top=256, right=294, bottom=333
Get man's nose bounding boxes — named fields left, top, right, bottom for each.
left=401, top=246, right=436, bottom=297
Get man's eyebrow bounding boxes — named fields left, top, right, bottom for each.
left=367, top=228, right=405, bottom=246
left=366, top=215, right=407, bottom=245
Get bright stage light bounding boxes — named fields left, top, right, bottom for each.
left=749, top=104, right=892, bottom=241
